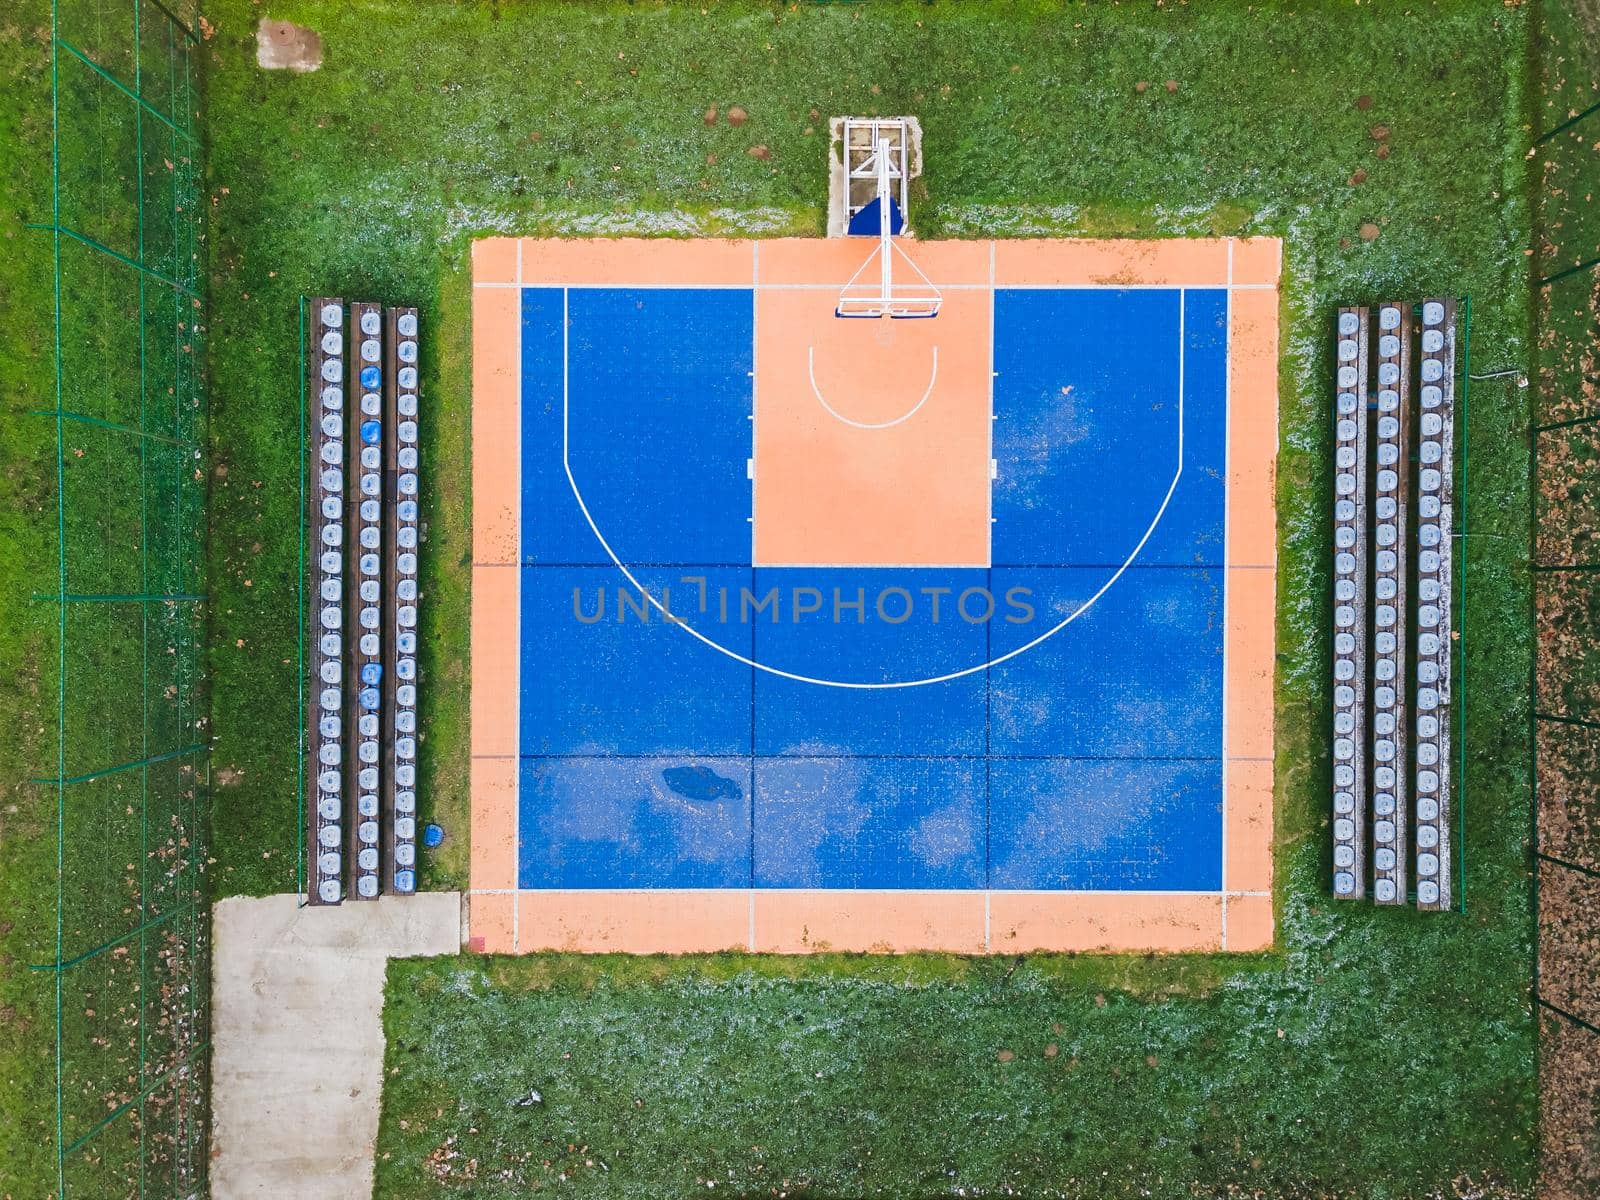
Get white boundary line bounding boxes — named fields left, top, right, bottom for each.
left=1221, top=244, right=1232, bottom=948
left=807, top=344, right=939, bottom=430
left=492, top=263, right=1264, bottom=939
left=987, top=242, right=997, bottom=540
left=560, top=291, right=1186, bottom=690
left=512, top=240, right=524, bottom=953
left=749, top=244, right=759, bottom=567
left=471, top=886, right=1270, bottom=898
left=476, top=280, right=1275, bottom=292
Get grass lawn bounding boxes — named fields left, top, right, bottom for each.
left=0, top=11, right=69, bottom=1193
left=207, top=0, right=1539, bottom=1195
left=1, top=3, right=212, bottom=1195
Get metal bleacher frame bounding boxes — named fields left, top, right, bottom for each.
left=1414, top=297, right=1456, bottom=911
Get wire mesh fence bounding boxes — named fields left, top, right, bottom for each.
left=1532, top=2, right=1600, bottom=1195
left=25, top=0, right=212, bottom=1195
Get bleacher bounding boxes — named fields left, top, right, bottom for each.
left=305, top=299, right=424, bottom=905
left=1329, top=299, right=1457, bottom=911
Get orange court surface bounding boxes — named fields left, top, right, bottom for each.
left=468, top=234, right=1280, bottom=955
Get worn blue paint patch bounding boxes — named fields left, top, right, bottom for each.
left=753, top=757, right=985, bottom=889
left=991, top=288, right=1226, bottom=568
left=519, top=756, right=750, bottom=889
left=989, top=566, right=1223, bottom=758
left=750, top=567, right=989, bottom=756
left=988, top=757, right=1222, bottom=891
left=520, top=565, right=752, bottom=757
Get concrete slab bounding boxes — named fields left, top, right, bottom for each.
left=211, top=892, right=462, bottom=1198
left=256, top=19, right=323, bottom=72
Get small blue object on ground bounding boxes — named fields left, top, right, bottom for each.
left=422, top=823, right=445, bottom=848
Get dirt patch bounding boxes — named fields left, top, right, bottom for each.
left=256, top=19, right=322, bottom=72
left=1538, top=863, right=1600, bottom=1025
left=1537, top=723, right=1600, bottom=870
left=1541, top=1011, right=1600, bottom=1200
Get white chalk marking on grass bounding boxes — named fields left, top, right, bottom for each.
left=561, top=300, right=1186, bottom=689
left=807, top=345, right=939, bottom=430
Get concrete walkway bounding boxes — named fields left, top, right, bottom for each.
left=211, top=892, right=462, bottom=1198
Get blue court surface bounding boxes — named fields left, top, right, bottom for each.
left=517, top=285, right=1229, bottom=892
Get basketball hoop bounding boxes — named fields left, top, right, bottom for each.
left=836, top=136, right=941, bottom=319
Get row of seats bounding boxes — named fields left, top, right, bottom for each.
left=1330, top=307, right=1370, bottom=897
left=347, top=304, right=387, bottom=901
left=386, top=308, right=422, bottom=894
left=1368, top=304, right=1410, bottom=905
left=1413, top=299, right=1456, bottom=910
left=310, top=298, right=349, bottom=905
left=1329, top=300, right=1457, bottom=911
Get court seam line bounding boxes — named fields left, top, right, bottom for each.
left=749, top=241, right=759, bottom=912
left=497, top=560, right=1274, bottom=570
left=512, top=242, right=524, bottom=950
left=489, top=560, right=1273, bottom=569
left=985, top=243, right=997, bottom=903
left=1221, top=250, right=1231, bottom=949
left=749, top=241, right=759, bottom=571
left=493, top=259, right=1271, bottom=938
left=560, top=303, right=1186, bottom=689
left=497, top=755, right=1206, bottom=762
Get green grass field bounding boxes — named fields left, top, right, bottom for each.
left=195, top=0, right=1540, bottom=1195
left=1, top=3, right=211, bottom=1195
left=0, top=13, right=65, bottom=1192
left=0, top=0, right=1556, bottom=1195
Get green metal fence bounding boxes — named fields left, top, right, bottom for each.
left=27, top=0, right=211, bottom=1195
left=1531, top=1, right=1600, bottom=1194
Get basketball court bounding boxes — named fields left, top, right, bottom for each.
left=468, top=231, right=1280, bottom=955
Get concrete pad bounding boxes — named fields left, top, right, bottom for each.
left=211, top=892, right=462, bottom=1198
left=256, top=19, right=323, bottom=72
